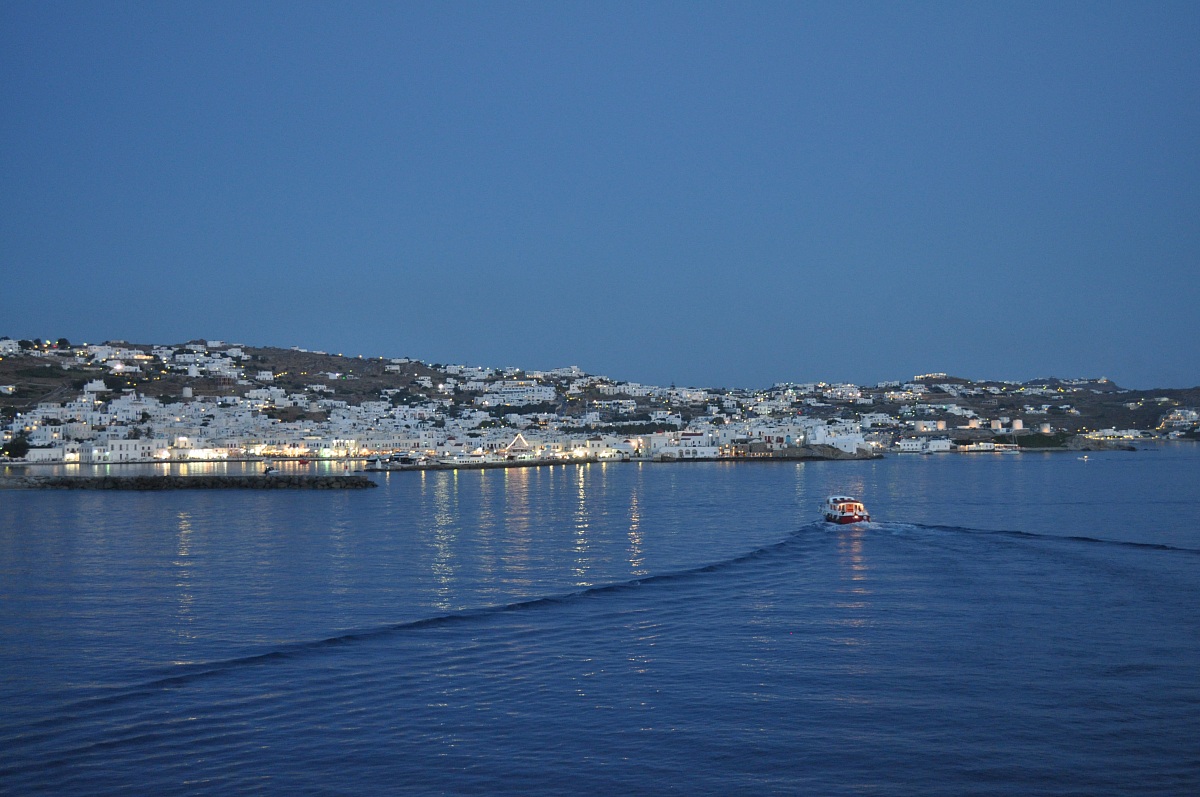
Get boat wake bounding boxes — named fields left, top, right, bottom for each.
left=151, top=532, right=813, bottom=683
left=880, top=521, right=1200, bottom=555
left=12, top=529, right=821, bottom=727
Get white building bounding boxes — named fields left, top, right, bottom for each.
left=805, top=420, right=867, bottom=454
left=897, top=437, right=953, bottom=453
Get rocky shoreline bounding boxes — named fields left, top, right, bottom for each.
left=1, top=474, right=378, bottom=490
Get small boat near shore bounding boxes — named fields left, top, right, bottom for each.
left=823, top=495, right=870, bottom=524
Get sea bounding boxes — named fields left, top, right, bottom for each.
left=1, top=445, right=1198, bottom=796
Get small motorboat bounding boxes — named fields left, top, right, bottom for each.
left=823, top=495, right=870, bottom=524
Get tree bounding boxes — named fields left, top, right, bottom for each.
left=2, top=433, right=30, bottom=459
left=56, top=338, right=71, bottom=349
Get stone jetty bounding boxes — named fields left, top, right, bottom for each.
left=1, top=474, right=377, bottom=490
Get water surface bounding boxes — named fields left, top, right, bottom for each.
left=2, top=446, right=1197, bottom=794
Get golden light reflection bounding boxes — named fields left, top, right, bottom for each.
left=502, top=466, right=529, bottom=525
left=627, top=485, right=646, bottom=576
left=837, top=526, right=870, bottom=584
left=474, top=469, right=496, bottom=578
left=572, top=463, right=591, bottom=586
left=831, top=525, right=872, bottom=654
left=429, top=470, right=458, bottom=610
left=792, top=461, right=809, bottom=510
left=500, top=466, right=533, bottom=588
left=173, top=510, right=196, bottom=643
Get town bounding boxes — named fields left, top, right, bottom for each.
left=2, top=336, right=1197, bottom=466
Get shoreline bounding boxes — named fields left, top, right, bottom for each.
left=0, top=448, right=883, bottom=487
left=4, top=439, right=1171, bottom=482
left=0, top=441, right=1172, bottom=488
left=3, top=439, right=1164, bottom=474
left=0, top=445, right=885, bottom=471
left=1, top=474, right=377, bottom=490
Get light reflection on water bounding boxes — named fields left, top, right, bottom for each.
left=833, top=525, right=873, bottom=666
left=474, top=468, right=496, bottom=582
left=428, top=470, right=459, bottom=611
left=172, top=511, right=195, bottom=649
left=327, top=498, right=352, bottom=599
left=501, top=467, right=533, bottom=591
left=573, top=464, right=591, bottom=586
left=627, top=466, right=645, bottom=577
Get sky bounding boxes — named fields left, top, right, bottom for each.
left=2, top=2, right=1197, bottom=389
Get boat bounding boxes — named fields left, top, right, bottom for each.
left=823, top=495, right=870, bottom=524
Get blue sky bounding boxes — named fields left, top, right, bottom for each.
left=3, top=2, right=1197, bottom=388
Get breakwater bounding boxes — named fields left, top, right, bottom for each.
left=1, top=474, right=377, bottom=490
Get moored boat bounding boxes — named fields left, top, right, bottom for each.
left=823, top=495, right=870, bottom=524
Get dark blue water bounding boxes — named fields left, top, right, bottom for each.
left=2, top=447, right=1198, bottom=795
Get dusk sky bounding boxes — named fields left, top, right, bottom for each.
left=3, top=2, right=1197, bottom=389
